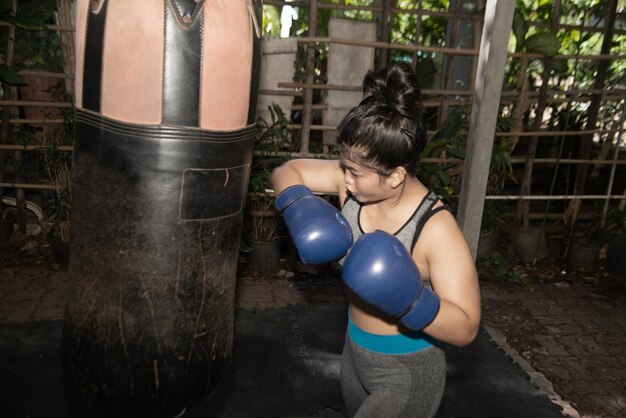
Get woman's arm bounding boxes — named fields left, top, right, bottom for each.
left=417, top=211, right=481, bottom=347
left=272, top=159, right=345, bottom=197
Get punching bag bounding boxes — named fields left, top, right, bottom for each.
left=63, top=1, right=262, bottom=416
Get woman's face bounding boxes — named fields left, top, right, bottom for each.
left=340, top=157, right=393, bottom=203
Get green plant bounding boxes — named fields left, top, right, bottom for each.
left=244, top=104, right=295, bottom=242
left=246, top=160, right=281, bottom=242
left=476, top=251, right=512, bottom=279
left=482, top=200, right=511, bottom=236
left=420, top=108, right=517, bottom=211
left=567, top=202, right=626, bottom=248
left=255, top=104, right=295, bottom=154
left=477, top=250, right=531, bottom=285
left=0, top=0, right=62, bottom=85
left=41, top=103, right=73, bottom=242
left=42, top=142, right=71, bottom=242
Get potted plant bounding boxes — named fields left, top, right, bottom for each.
left=0, top=202, right=16, bottom=244
left=566, top=219, right=602, bottom=271
left=42, top=120, right=72, bottom=266
left=565, top=204, right=624, bottom=272
left=478, top=201, right=510, bottom=259
left=242, top=161, right=286, bottom=272
left=240, top=104, right=294, bottom=273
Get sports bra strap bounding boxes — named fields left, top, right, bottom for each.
left=410, top=192, right=448, bottom=251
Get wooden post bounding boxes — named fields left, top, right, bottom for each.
left=468, top=0, right=484, bottom=91
left=508, top=0, right=562, bottom=259
left=0, top=0, right=17, bottom=217
left=56, top=0, right=75, bottom=98
left=411, top=1, right=423, bottom=71
left=377, top=0, right=393, bottom=69
left=456, top=0, right=515, bottom=260
left=299, top=0, right=318, bottom=154
left=573, top=0, right=618, bottom=196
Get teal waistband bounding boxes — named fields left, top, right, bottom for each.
left=347, top=314, right=435, bottom=355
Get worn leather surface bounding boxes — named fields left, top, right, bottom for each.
left=68, top=0, right=262, bottom=414
left=81, top=0, right=107, bottom=113
left=163, top=1, right=204, bottom=126
left=65, top=110, right=255, bottom=416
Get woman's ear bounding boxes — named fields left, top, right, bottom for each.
left=389, top=167, right=408, bottom=188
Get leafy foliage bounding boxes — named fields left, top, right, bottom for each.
left=245, top=104, right=295, bottom=242
left=0, top=0, right=62, bottom=85
left=420, top=108, right=516, bottom=208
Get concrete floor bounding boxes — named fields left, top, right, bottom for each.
left=1, top=245, right=625, bottom=418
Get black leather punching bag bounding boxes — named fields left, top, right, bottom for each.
left=63, top=1, right=262, bottom=416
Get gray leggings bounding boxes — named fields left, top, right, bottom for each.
left=340, top=333, right=446, bottom=418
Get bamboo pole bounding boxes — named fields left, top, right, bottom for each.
left=259, top=89, right=303, bottom=97
left=0, top=145, right=74, bottom=151
left=298, top=0, right=318, bottom=154
left=17, top=69, right=71, bottom=79
left=6, top=0, right=27, bottom=232
left=0, top=0, right=17, bottom=224
left=1, top=124, right=618, bottom=150
left=377, top=0, right=393, bottom=69
left=8, top=119, right=64, bottom=124
left=0, top=100, right=73, bottom=107
left=518, top=0, right=562, bottom=227
left=601, top=102, right=626, bottom=226
left=266, top=0, right=626, bottom=36
left=250, top=151, right=626, bottom=166
left=293, top=36, right=626, bottom=61
left=573, top=0, right=618, bottom=197
left=56, top=0, right=75, bottom=97
left=267, top=0, right=382, bottom=13
left=0, top=22, right=74, bottom=32
left=410, top=1, right=423, bottom=71
left=468, top=0, right=484, bottom=95
left=277, top=82, right=626, bottom=100
left=0, top=182, right=60, bottom=190
left=296, top=36, right=479, bottom=56
left=440, top=0, right=466, bottom=125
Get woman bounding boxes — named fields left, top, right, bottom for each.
left=272, top=63, right=481, bottom=417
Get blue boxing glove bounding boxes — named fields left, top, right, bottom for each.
left=275, top=185, right=353, bottom=264
left=342, top=230, right=440, bottom=330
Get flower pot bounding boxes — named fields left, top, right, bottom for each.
left=47, top=232, right=70, bottom=266
left=567, top=241, right=599, bottom=271
left=606, top=233, right=626, bottom=277
left=515, top=226, right=548, bottom=264
left=477, top=228, right=497, bottom=259
left=246, top=238, right=286, bottom=273
left=0, top=211, right=17, bottom=243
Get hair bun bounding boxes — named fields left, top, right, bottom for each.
left=361, top=63, right=421, bottom=118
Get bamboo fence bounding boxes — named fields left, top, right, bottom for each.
left=0, top=0, right=624, bottom=231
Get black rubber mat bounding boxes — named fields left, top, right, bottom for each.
left=0, top=304, right=565, bottom=417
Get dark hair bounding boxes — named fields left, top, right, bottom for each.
left=337, top=62, right=427, bottom=177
